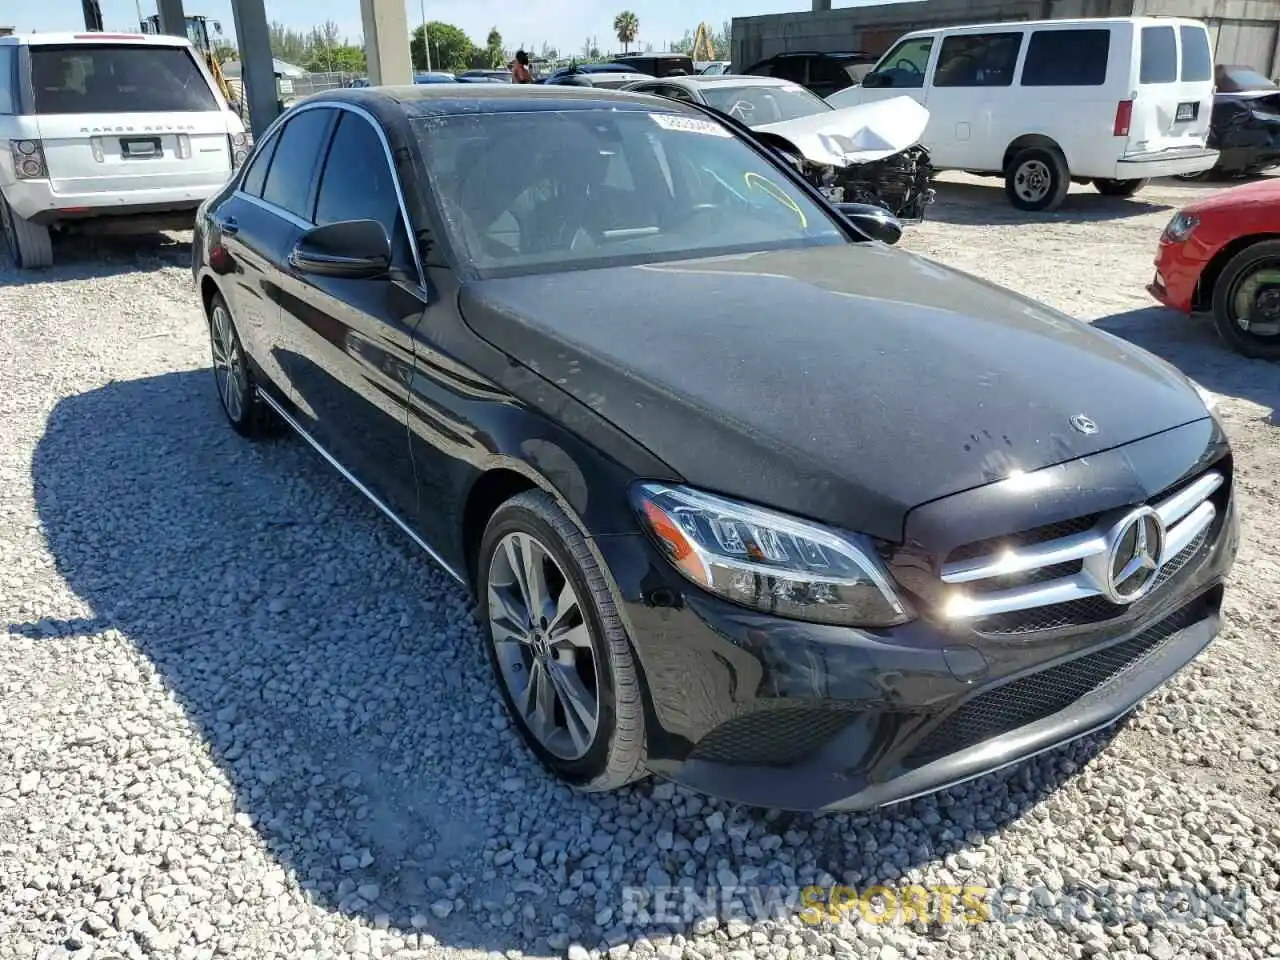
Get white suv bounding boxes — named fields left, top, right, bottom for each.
left=0, top=32, right=249, bottom=268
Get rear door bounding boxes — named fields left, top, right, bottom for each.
left=1127, top=23, right=1215, bottom=155
left=29, top=41, right=233, bottom=203
left=923, top=30, right=1024, bottom=169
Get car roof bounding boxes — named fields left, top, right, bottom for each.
left=0, top=31, right=193, bottom=47
left=898, top=15, right=1207, bottom=38
left=638, top=75, right=798, bottom=90
left=304, top=84, right=694, bottom=119
left=759, top=50, right=875, bottom=60
left=615, top=51, right=690, bottom=59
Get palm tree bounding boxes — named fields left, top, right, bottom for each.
left=614, top=11, right=639, bottom=53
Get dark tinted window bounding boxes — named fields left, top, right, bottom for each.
left=809, top=55, right=853, bottom=89
left=0, top=45, right=14, bottom=114
left=1022, top=29, right=1109, bottom=86
left=30, top=44, right=219, bottom=114
left=1215, top=63, right=1277, bottom=92
left=1179, top=25, right=1212, bottom=82
left=1140, top=25, right=1177, bottom=84
left=239, top=130, right=279, bottom=197
left=262, top=108, right=334, bottom=219
left=866, top=38, right=933, bottom=89
left=761, top=57, right=806, bottom=84
left=934, top=32, right=1023, bottom=87
left=314, top=111, right=401, bottom=241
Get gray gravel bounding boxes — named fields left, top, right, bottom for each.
left=2, top=178, right=1279, bottom=960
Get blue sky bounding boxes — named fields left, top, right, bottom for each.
left=12, top=0, right=886, bottom=58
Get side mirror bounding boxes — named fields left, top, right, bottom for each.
left=861, top=71, right=886, bottom=89
left=289, top=219, right=391, bottom=279
left=836, top=202, right=903, bottom=245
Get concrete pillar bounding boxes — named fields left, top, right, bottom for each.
left=812, top=0, right=832, bottom=9
left=156, top=0, right=186, bottom=37
left=359, top=0, right=413, bottom=86
left=230, top=0, right=280, bottom=140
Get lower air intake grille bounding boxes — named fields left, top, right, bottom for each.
left=903, top=599, right=1209, bottom=767
left=690, top=704, right=858, bottom=766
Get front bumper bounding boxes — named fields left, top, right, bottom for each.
left=596, top=427, right=1237, bottom=813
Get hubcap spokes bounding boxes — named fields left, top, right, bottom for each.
left=1016, top=160, right=1051, bottom=203
left=488, top=531, right=599, bottom=760
left=210, top=305, right=246, bottom=421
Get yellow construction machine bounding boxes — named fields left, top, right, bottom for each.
left=139, top=13, right=235, bottom=103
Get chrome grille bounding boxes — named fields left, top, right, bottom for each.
left=939, top=471, right=1223, bottom=630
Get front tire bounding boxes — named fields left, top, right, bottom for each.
left=0, top=192, right=53, bottom=269
left=1093, top=177, right=1148, bottom=197
left=1211, top=240, right=1280, bottom=361
left=479, top=490, right=647, bottom=791
left=1005, top=147, right=1069, bottom=212
left=207, top=293, right=277, bottom=437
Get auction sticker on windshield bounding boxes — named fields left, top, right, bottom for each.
left=651, top=114, right=732, bottom=137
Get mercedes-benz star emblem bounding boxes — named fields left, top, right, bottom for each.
left=1069, top=414, right=1099, bottom=436
left=1104, top=508, right=1165, bottom=604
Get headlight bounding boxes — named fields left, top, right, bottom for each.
left=1162, top=210, right=1199, bottom=243
left=633, top=483, right=913, bottom=627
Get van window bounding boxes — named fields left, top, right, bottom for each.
left=1140, top=25, right=1177, bottom=84
left=1021, top=29, right=1109, bottom=86
left=29, top=44, right=219, bottom=114
left=866, top=37, right=933, bottom=89
left=0, top=45, right=15, bottom=114
left=1179, top=25, right=1212, bottom=83
left=933, top=33, right=1022, bottom=88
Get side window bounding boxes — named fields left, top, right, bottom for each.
left=261, top=108, right=335, bottom=220
left=239, top=129, right=280, bottom=198
left=1022, top=29, right=1109, bottom=86
left=772, top=58, right=807, bottom=85
left=1140, top=25, right=1177, bottom=84
left=810, top=56, right=853, bottom=90
left=867, top=38, right=933, bottom=89
left=314, top=112, right=401, bottom=235
left=1178, top=25, right=1211, bottom=83
left=749, top=59, right=778, bottom=78
left=933, top=33, right=1023, bottom=88
left=0, top=46, right=14, bottom=114
left=657, top=84, right=696, bottom=103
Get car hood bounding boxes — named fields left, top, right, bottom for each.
left=753, top=95, right=929, bottom=166
left=1185, top=175, right=1280, bottom=216
left=458, top=244, right=1209, bottom=542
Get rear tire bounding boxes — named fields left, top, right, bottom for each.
left=1005, top=147, right=1069, bottom=212
left=206, top=292, right=279, bottom=437
left=0, top=192, right=53, bottom=269
left=1093, top=178, right=1148, bottom=197
left=478, top=490, right=647, bottom=792
left=1210, top=239, right=1280, bottom=361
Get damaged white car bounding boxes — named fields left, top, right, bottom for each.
left=621, top=74, right=936, bottom=222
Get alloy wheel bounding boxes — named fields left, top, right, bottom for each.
left=487, top=531, right=600, bottom=760
left=210, top=302, right=248, bottom=422
left=1231, top=266, right=1280, bottom=339
left=1014, top=160, right=1052, bottom=204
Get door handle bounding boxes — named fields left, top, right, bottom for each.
left=218, top=216, right=239, bottom=237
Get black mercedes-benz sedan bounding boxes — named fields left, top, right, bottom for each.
left=192, top=84, right=1238, bottom=813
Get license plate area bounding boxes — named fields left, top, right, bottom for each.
left=1175, top=102, right=1198, bottom=122
left=120, top=136, right=162, bottom=159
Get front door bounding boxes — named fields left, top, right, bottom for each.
left=275, top=106, right=424, bottom=524
left=829, top=35, right=937, bottom=109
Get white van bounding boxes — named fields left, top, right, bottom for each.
left=0, top=33, right=248, bottom=268
left=828, top=17, right=1219, bottom=211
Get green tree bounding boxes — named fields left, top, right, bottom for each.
left=484, top=27, right=506, bottom=69
left=613, top=11, right=638, bottom=53
left=411, top=21, right=475, bottom=72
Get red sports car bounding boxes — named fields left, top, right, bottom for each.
left=1148, top=177, right=1280, bottom=361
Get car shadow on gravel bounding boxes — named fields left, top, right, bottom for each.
left=1094, top=307, right=1279, bottom=425
left=0, top=232, right=191, bottom=281
left=929, top=180, right=1171, bottom=226
left=24, top=368, right=1130, bottom=955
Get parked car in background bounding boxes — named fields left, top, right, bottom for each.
left=621, top=74, right=935, bottom=220
left=194, top=83, right=1236, bottom=813
left=696, top=60, right=732, bottom=75
left=1148, top=178, right=1280, bottom=360
left=413, top=72, right=457, bottom=84
left=0, top=31, right=248, bottom=269
left=742, top=51, right=878, bottom=98
left=542, top=64, right=649, bottom=88
left=828, top=18, right=1219, bottom=211
left=459, top=69, right=511, bottom=83
left=1176, top=64, right=1280, bottom=181
left=611, top=51, right=694, bottom=76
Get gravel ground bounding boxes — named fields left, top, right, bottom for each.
left=1, top=174, right=1278, bottom=960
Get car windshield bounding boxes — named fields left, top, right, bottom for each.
left=30, top=43, right=219, bottom=114
left=1215, top=64, right=1277, bottom=92
left=699, top=83, right=832, bottom=124
left=413, top=108, right=845, bottom=277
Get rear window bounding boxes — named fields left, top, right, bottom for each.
left=1179, top=25, right=1212, bottom=82
left=0, top=45, right=15, bottom=115
left=1021, top=29, right=1110, bottom=86
left=1140, top=25, right=1177, bottom=84
left=30, top=44, right=219, bottom=114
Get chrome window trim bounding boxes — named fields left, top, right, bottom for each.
left=232, top=99, right=427, bottom=289
left=256, top=388, right=466, bottom=585
left=940, top=471, right=1224, bottom=621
